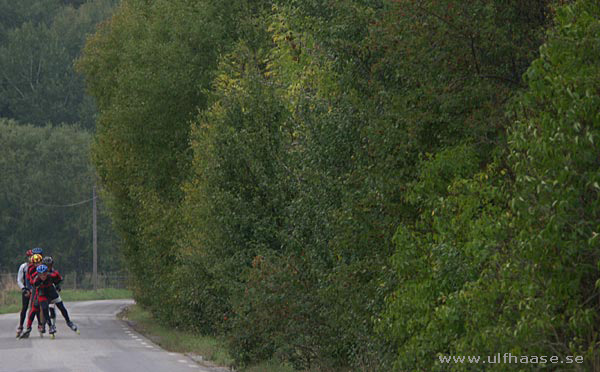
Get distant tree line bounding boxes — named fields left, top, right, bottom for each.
left=0, top=119, right=121, bottom=274
left=0, top=0, right=117, bottom=129
left=0, top=0, right=121, bottom=275
left=78, top=0, right=600, bottom=370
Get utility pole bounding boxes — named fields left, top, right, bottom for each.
left=93, top=185, right=98, bottom=290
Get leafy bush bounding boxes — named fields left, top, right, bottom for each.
left=383, top=1, right=600, bottom=370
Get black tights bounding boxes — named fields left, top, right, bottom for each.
left=19, top=291, right=30, bottom=328
left=39, top=301, right=51, bottom=327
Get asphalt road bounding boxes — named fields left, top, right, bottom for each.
left=0, top=299, right=226, bottom=372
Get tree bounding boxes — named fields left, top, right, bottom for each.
left=0, top=0, right=117, bottom=128
left=0, top=119, right=121, bottom=274
left=77, top=0, right=265, bottom=322
left=0, top=0, right=62, bottom=44
left=382, top=1, right=600, bottom=370
left=503, top=1, right=600, bottom=366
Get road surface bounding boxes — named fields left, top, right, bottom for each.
left=0, top=299, right=227, bottom=372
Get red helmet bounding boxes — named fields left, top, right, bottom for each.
left=25, top=250, right=33, bottom=257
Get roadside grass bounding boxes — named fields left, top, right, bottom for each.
left=0, top=302, right=20, bottom=315
left=244, top=361, right=298, bottom=372
left=60, top=288, right=132, bottom=301
left=120, top=304, right=296, bottom=372
left=0, top=288, right=132, bottom=314
left=119, top=305, right=234, bottom=368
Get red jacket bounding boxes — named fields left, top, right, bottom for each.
left=26, top=264, right=37, bottom=287
left=31, top=271, right=62, bottom=301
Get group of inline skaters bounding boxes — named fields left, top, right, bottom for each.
left=15, top=247, right=78, bottom=339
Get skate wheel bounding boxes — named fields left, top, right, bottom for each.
left=50, top=334, right=55, bottom=339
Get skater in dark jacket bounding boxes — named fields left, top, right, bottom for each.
left=20, top=264, right=53, bottom=338
left=41, top=256, right=78, bottom=335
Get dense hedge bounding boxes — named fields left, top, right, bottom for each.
left=79, top=0, right=600, bottom=370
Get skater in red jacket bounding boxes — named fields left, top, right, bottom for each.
left=41, top=256, right=78, bottom=336
left=20, top=264, right=55, bottom=338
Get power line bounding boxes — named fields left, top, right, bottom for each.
left=33, top=196, right=98, bottom=208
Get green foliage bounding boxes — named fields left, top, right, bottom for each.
left=78, top=0, right=273, bottom=327
left=179, top=37, right=290, bottom=334
left=79, top=0, right=600, bottom=370
left=384, top=162, right=513, bottom=371
left=192, top=0, right=548, bottom=367
left=0, top=0, right=117, bottom=128
left=382, top=0, right=600, bottom=370
left=277, top=0, right=549, bottom=369
left=0, top=119, right=121, bottom=274
left=503, top=0, right=600, bottom=364
left=0, top=0, right=62, bottom=44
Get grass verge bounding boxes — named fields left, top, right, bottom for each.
left=119, top=305, right=234, bottom=369
left=0, top=303, right=21, bottom=315
left=60, top=288, right=132, bottom=301
left=0, top=288, right=132, bottom=314
left=119, top=304, right=296, bottom=372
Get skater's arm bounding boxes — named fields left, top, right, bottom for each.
left=50, top=270, right=63, bottom=284
left=26, top=265, right=36, bottom=284
left=17, top=263, right=26, bottom=290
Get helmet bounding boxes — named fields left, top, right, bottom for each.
left=36, top=264, right=48, bottom=273
left=31, top=254, right=43, bottom=264
left=42, top=256, right=53, bottom=266
left=32, top=247, right=43, bottom=255
left=25, top=250, right=33, bottom=257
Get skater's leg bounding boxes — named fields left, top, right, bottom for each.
left=59, top=302, right=78, bottom=332
left=48, top=303, right=57, bottom=336
left=40, top=301, right=50, bottom=328
left=18, top=290, right=30, bottom=328
left=19, top=298, right=37, bottom=338
left=26, top=306, right=37, bottom=329
left=19, top=313, right=34, bottom=338
left=55, top=302, right=71, bottom=323
left=25, top=291, right=35, bottom=326
left=31, top=292, right=42, bottom=327
left=48, top=305, right=56, bottom=327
